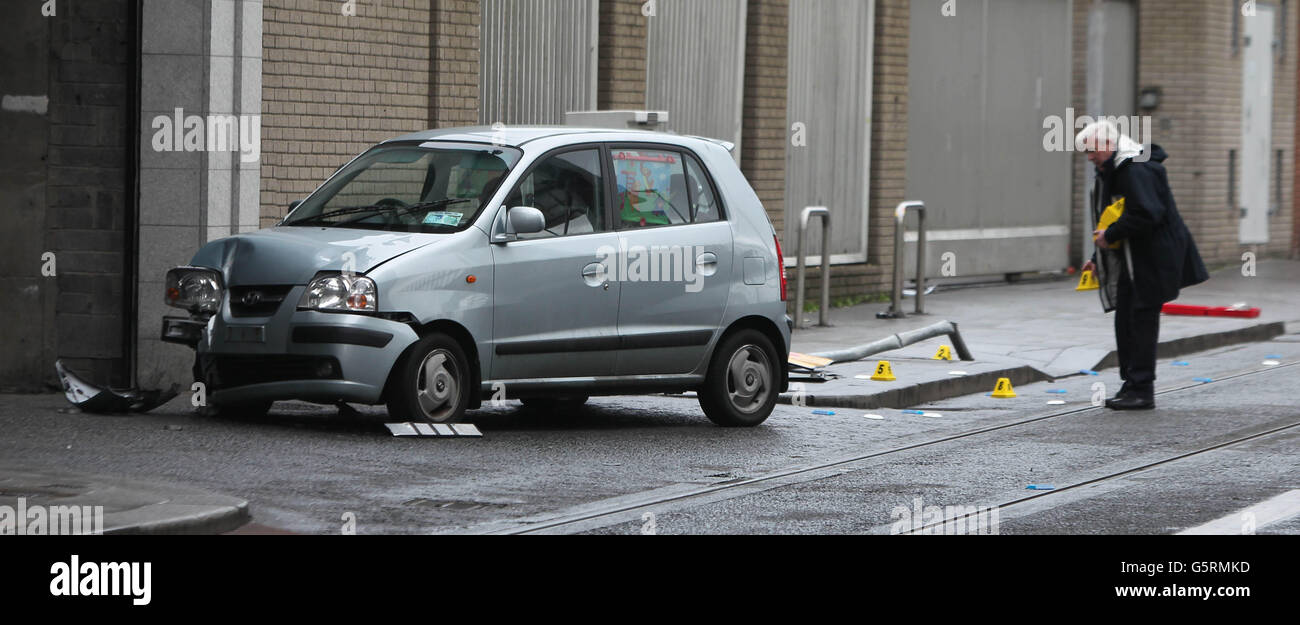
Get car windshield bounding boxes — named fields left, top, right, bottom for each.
left=283, top=142, right=523, bottom=233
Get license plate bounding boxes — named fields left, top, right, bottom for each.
left=226, top=326, right=265, bottom=344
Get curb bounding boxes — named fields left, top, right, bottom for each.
left=0, top=469, right=252, bottom=535
left=1094, top=321, right=1286, bottom=371
left=783, top=321, right=1289, bottom=410
left=106, top=500, right=251, bottom=535
left=780, top=365, right=1052, bottom=410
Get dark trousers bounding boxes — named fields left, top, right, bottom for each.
left=1114, top=273, right=1161, bottom=397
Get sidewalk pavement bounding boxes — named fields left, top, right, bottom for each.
left=0, top=467, right=249, bottom=534
left=783, top=259, right=1300, bottom=409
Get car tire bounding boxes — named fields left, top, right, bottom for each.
left=519, top=396, right=589, bottom=412
left=386, top=332, right=471, bottom=423
left=698, top=329, right=780, bottom=427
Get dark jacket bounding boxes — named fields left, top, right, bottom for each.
left=1091, top=144, right=1209, bottom=311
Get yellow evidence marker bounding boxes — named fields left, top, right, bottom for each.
left=992, top=377, right=1018, bottom=399
left=1096, top=198, right=1124, bottom=250
left=932, top=345, right=953, bottom=361
left=871, top=361, right=897, bottom=382
left=1075, top=270, right=1100, bottom=291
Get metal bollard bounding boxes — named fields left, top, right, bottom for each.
left=878, top=201, right=927, bottom=319
left=794, top=207, right=831, bottom=329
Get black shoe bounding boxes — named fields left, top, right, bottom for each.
left=1106, top=395, right=1155, bottom=411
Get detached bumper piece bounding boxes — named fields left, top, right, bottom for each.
left=161, top=316, right=206, bottom=347
left=384, top=422, right=483, bottom=438
left=55, top=360, right=178, bottom=414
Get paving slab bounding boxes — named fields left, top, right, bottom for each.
left=785, top=260, right=1300, bottom=408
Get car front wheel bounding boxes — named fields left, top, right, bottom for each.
left=698, top=329, right=780, bottom=427
left=387, top=332, right=471, bottom=423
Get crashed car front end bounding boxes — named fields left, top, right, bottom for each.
left=161, top=261, right=421, bottom=407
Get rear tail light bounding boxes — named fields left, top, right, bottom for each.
left=774, top=235, right=788, bottom=302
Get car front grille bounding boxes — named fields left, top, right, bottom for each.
left=229, top=285, right=294, bottom=318
left=201, top=354, right=341, bottom=390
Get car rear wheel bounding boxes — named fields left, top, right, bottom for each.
left=698, top=329, right=780, bottom=427
left=386, top=332, right=471, bottom=423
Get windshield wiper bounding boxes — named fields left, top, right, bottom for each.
left=288, top=198, right=474, bottom=227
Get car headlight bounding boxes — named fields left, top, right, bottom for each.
left=165, top=267, right=224, bottom=315
left=299, top=273, right=378, bottom=313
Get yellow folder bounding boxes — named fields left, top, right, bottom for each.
left=1097, top=198, right=1124, bottom=249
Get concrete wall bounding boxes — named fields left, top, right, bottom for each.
left=137, top=0, right=266, bottom=390
left=0, top=0, right=133, bottom=392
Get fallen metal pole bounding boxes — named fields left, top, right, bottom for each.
left=809, top=320, right=973, bottom=364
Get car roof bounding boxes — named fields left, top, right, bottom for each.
left=383, top=126, right=734, bottom=153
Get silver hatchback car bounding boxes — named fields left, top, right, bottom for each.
left=162, top=127, right=791, bottom=426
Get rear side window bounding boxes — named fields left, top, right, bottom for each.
left=684, top=154, right=721, bottom=224
left=612, top=149, right=690, bottom=229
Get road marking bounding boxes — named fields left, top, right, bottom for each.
left=1178, top=490, right=1300, bottom=535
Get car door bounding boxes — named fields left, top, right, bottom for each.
left=489, top=146, right=622, bottom=381
left=608, top=145, right=733, bottom=376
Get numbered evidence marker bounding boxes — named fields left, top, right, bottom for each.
left=871, top=361, right=897, bottom=382
left=991, top=378, right=1017, bottom=399
left=1075, top=270, right=1100, bottom=291
left=932, top=345, right=954, bottom=361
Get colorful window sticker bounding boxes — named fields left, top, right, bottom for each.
left=422, top=212, right=463, bottom=227
left=612, top=150, right=687, bottom=228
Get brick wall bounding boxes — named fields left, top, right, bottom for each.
left=1069, top=0, right=1092, bottom=268
left=47, top=0, right=133, bottom=388
left=430, top=0, right=481, bottom=126
left=260, top=0, right=433, bottom=227
left=1136, top=0, right=1295, bottom=265
left=598, top=0, right=648, bottom=109
left=741, top=0, right=787, bottom=241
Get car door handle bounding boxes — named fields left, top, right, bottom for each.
left=582, top=262, right=607, bottom=288
left=697, top=252, right=718, bottom=267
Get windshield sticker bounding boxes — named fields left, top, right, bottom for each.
left=422, top=212, right=463, bottom=227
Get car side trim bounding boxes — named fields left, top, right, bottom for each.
left=495, top=329, right=713, bottom=356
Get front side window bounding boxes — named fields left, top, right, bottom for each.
left=283, top=142, right=522, bottom=233
left=504, top=149, right=606, bottom=240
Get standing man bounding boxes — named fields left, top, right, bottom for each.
left=1077, top=121, right=1209, bottom=411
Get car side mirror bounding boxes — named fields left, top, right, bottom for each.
left=288, top=200, right=303, bottom=212
left=492, top=206, right=546, bottom=243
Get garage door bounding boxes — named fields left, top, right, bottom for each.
left=905, top=0, right=1074, bottom=277
left=480, top=0, right=598, bottom=125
